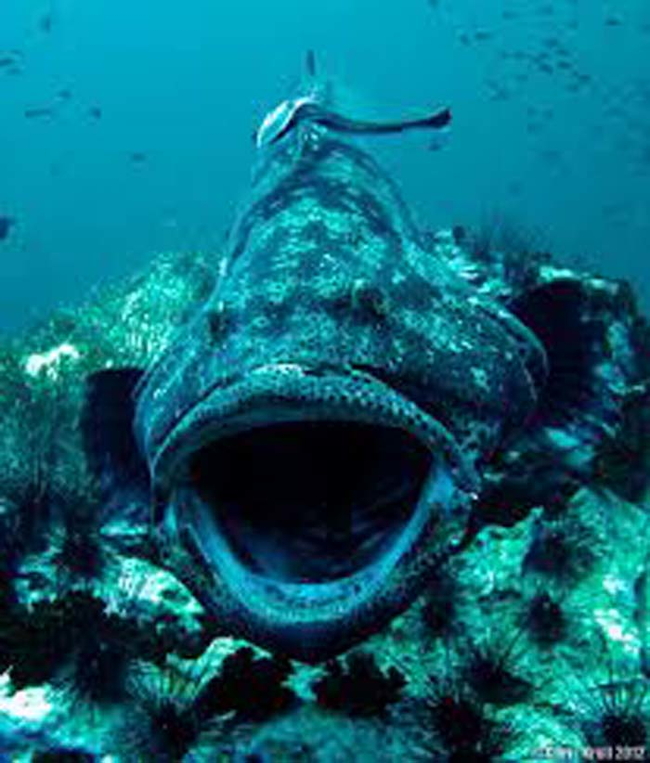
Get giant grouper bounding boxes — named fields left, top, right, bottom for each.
left=80, top=55, right=649, bottom=662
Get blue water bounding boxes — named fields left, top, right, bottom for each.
left=1, top=0, right=649, bottom=332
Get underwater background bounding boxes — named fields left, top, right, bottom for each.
left=2, top=1, right=650, bottom=762
left=1, top=0, right=649, bottom=331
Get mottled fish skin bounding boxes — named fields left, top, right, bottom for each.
left=133, top=123, right=546, bottom=661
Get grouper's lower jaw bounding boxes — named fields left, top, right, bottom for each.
left=152, top=367, right=476, bottom=661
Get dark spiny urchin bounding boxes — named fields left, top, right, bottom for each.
left=522, top=590, right=569, bottom=649
left=423, top=674, right=518, bottom=762
left=124, top=664, right=212, bottom=761
left=59, top=582, right=213, bottom=707
left=586, top=682, right=649, bottom=749
left=0, top=360, right=57, bottom=556
left=52, top=494, right=105, bottom=588
left=467, top=210, right=540, bottom=262
left=566, top=664, right=650, bottom=752
left=123, top=648, right=296, bottom=760
left=12, top=460, right=55, bottom=556
left=57, top=594, right=150, bottom=706
left=522, top=512, right=601, bottom=588
left=312, top=651, right=406, bottom=717
left=1, top=375, right=83, bottom=559
left=461, top=631, right=534, bottom=708
left=123, top=660, right=233, bottom=761
left=1, top=590, right=167, bottom=697
left=0, top=597, right=73, bottom=688
left=193, top=647, right=296, bottom=723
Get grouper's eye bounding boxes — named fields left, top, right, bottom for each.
left=189, top=421, right=433, bottom=583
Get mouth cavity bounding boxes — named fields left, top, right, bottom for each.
left=189, top=420, right=434, bottom=583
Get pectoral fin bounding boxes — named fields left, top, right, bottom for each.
left=81, top=368, right=150, bottom=520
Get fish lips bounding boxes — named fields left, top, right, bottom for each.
left=146, top=364, right=477, bottom=660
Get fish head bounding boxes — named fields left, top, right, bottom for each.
left=132, top=130, right=545, bottom=661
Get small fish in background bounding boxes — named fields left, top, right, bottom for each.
left=0, top=52, right=19, bottom=68
left=0, top=50, right=23, bottom=75
left=473, top=28, right=494, bottom=42
left=24, top=106, right=55, bottom=119
left=88, top=106, right=102, bottom=119
left=56, top=88, right=72, bottom=101
left=129, top=151, right=147, bottom=164
left=605, top=14, right=624, bottom=28
left=0, top=216, right=15, bottom=241
left=38, top=11, right=55, bottom=33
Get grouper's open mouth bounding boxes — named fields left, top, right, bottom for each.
left=150, top=366, right=475, bottom=656
left=190, top=420, right=436, bottom=582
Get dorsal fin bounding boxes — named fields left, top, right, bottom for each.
left=300, top=49, right=331, bottom=106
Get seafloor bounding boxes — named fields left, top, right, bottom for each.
left=1, top=238, right=649, bottom=761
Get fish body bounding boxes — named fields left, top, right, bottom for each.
left=130, top=111, right=547, bottom=660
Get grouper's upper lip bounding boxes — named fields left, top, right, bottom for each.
left=149, top=363, right=478, bottom=500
